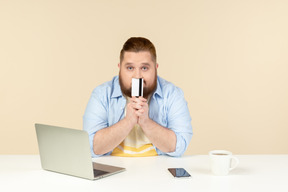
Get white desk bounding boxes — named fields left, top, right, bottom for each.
left=0, top=155, right=288, bottom=192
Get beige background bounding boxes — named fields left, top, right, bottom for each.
left=1, top=0, right=287, bottom=155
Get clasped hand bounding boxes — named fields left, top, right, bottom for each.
left=126, top=96, right=149, bottom=126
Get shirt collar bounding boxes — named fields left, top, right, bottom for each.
left=111, top=76, right=163, bottom=99
left=111, top=76, right=123, bottom=98
left=153, top=76, right=163, bottom=98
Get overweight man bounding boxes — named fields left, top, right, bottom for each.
left=83, top=37, right=192, bottom=157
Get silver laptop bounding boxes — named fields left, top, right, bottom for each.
left=35, top=123, right=125, bottom=180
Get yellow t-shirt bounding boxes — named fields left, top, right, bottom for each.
left=111, top=97, right=157, bottom=157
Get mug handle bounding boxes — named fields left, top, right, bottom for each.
left=229, top=156, right=239, bottom=171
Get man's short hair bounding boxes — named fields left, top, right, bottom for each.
left=120, top=37, right=157, bottom=63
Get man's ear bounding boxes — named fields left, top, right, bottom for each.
left=156, top=63, right=159, bottom=69
left=118, top=63, right=120, bottom=68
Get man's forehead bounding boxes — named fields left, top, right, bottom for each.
left=123, top=51, right=152, bottom=57
left=122, top=51, right=154, bottom=64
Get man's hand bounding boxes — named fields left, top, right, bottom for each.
left=125, top=97, right=140, bottom=126
left=130, top=96, right=176, bottom=153
left=130, top=96, right=149, bottom=125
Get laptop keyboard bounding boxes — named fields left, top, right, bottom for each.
left=93, top=169, right=109, bottom=177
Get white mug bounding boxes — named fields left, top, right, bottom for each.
left=209, top=150, right=239, bottom=176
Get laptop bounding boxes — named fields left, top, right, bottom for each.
left=35, top=123, right=125, bottom=180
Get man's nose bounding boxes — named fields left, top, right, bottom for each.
left=133, top=69, right=142, bottom=78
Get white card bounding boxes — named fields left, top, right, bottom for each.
left=131, top=78, right=143, bottom=97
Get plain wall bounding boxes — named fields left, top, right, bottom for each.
left=1, top=0, right=287, bottom=155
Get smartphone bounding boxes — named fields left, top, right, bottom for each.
left=168, top=168, right=191, bottom=178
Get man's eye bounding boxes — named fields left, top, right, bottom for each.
left=142, top=67, right=148, bottom=71
left=127, top=67, right=133, bottom=70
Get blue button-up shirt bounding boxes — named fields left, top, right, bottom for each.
left=83, top=76, right=192, bottom=157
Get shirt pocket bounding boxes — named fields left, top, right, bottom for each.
left=161, top=105, right=168, bottom=127
left=150, top=104, right=168, bottom=127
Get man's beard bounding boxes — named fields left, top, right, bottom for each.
left=119, top=73, right=157, bottom=99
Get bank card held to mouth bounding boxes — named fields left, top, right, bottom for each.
left=132, top=78, right=143, bottom=97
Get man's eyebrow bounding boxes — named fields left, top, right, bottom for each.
left=141, top=63, right=151, bottom=66
left=124, top=63, right=151, bottom=66
left=124, top=63, right=134, bottom=66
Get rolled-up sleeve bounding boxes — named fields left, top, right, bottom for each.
left=156, top=87, right=193, bottom=157
left=83, top=87, right=111, bottom=157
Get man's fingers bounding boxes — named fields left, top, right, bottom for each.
left=131, top=96, right=147, bottom=103
left=132, top=103, right=144, bottom=110
left=135, top=109, right=145, bottom=116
